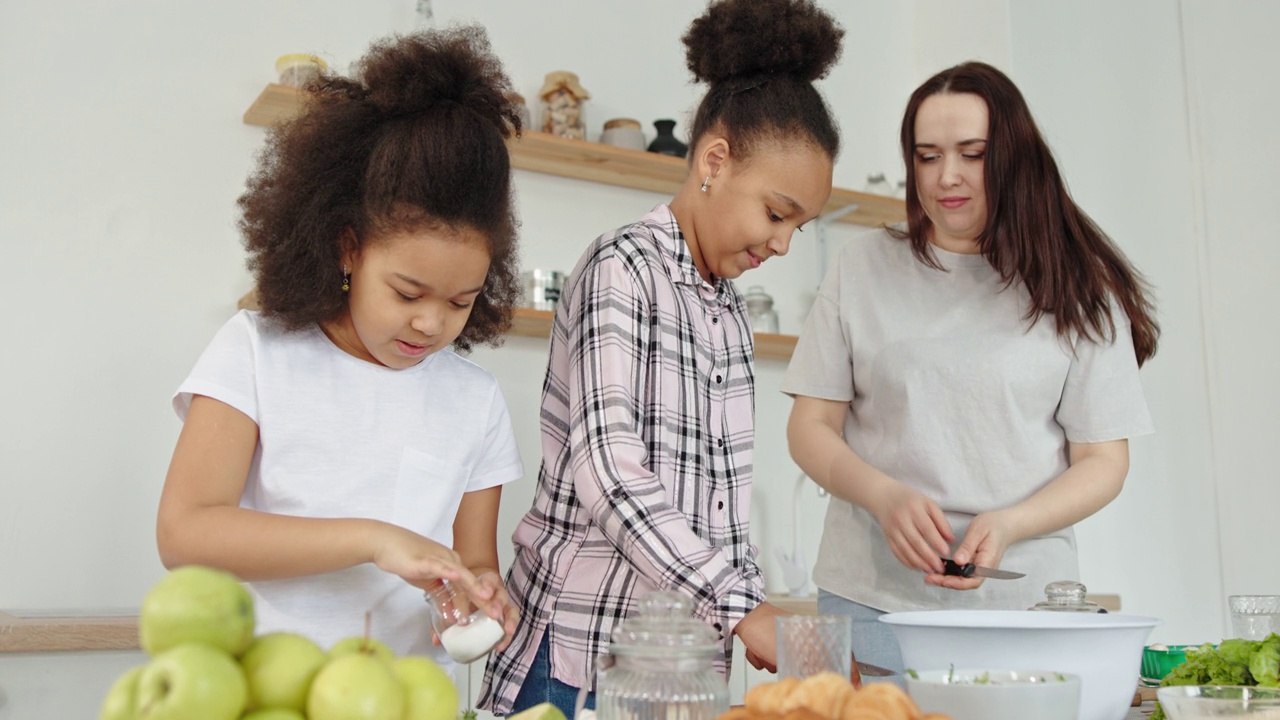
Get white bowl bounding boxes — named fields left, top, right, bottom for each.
left=905, top=669, right=1081, bottom=720
left=1157, top=686, right=1280, bottom=719
left=881, top=610, right=1159, bottom=720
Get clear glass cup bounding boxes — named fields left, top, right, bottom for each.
left=1229, top=595, right=1280, bottom=640
left=776, top=614, right=852, bottom=680
left=422, top=579, right=505, bottom=663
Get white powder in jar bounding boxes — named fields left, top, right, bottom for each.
left=441, top=612, right=505, bottom=663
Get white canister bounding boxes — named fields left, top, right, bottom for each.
left=522, top=269, right=565, bottom=311
left=600, top=118, right=646, bottom=151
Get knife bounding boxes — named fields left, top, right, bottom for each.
left=941, top=557, right=1026, bottom=580
left=855, top=659, right=897, bottom=677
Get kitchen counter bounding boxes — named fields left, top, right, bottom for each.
left=0, top=610, right=138, bottom=653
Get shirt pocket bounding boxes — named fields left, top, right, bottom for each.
left=391, top=447, right=470, bottom=544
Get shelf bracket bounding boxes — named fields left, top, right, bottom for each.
left=813, top=202, right=860, bottom=289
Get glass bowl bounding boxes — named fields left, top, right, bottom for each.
left=1156, top=686, right=1280, bottom=718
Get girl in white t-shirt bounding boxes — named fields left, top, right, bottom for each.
left=784, top=61, right=1160, bottom=673
left=157, top=27, right=526, bottom=661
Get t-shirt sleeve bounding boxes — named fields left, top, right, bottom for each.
left=1056, top=306, right=1155, bottom=443
left=172, top=311, right=260, bottom=423
left=464, top=383, right=525, bottom=492
left=782, top=246, right=856, bottom=402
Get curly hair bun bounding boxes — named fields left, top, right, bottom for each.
left=683, top=0, right=844, bottom=85
left=355, top=25, right=521, bottom=138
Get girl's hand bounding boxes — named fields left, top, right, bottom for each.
left=734, top=602, right=784, bottom=673
left=372, top=524, right=493, bottom=605
left=924, top=510, right=1013, bottom=591
left=868, top=482, right=954, bottom=575
left=475, top=571, right=520, bottom=652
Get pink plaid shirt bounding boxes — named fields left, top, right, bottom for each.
left=479, top=205, right=766, bottom=714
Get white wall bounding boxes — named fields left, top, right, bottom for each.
left=1, top=0, right=1273, bottom=685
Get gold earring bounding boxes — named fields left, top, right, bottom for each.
left=341, top=267, right=350, bottom=293
left=700, top=176, right=711, bottom=193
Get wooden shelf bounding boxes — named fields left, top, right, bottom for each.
left=242, top=84, right=906, bottom=228
left=511, top=308, right=797, bottom=361
left=0, top=610, right=139, bottom=653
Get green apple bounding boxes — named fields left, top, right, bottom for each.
left=139, top=565, right=254, bottom=656
left=241, top=711, right=305, bottom=720
left=135, top=643, right=247, bottom=720
left=395, top=656, right=459, bottom=720
left=241, top=632, right=327, bottom=712
left=307, top=652, right=405, bottom=720
left=328, top=635, right=395, bottom=663
left=99, top=664, right=145, bottom=720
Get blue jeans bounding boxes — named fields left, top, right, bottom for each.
left=510, top=633, right=596, bottom=718
left=817, top=589, right=905, bottom=687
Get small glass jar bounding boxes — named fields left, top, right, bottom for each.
left=744, top=286, right=780, bottom=335
left=1028, top=580, right=1109, bottom=613
left=539, top=71, right=590, bottom=140
left=423, top=580, right=506, bottom=663
left=596, top=592, right=728, bottom=720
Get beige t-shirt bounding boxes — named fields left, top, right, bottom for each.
left=781, top=228, right=1153, bottom=612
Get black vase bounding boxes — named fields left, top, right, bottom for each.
left=647, top=119, right=688, bottom=158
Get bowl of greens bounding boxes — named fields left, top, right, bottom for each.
left=1152, top=633, right=1280, bottom=720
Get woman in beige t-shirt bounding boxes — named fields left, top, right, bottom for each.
left=783, top=61, right=1160, bottom=673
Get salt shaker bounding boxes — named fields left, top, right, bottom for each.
left=423, top=580, right=507, bottom=663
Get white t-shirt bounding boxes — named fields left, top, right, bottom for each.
left=174, top=310, right=523, bottom=662
left=781, top=228, right=1153, bottom=612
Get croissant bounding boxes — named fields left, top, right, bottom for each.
left=727, top=673, right=942, bottom=720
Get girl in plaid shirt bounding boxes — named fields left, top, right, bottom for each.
left=481, top=0, right=846, bottom=715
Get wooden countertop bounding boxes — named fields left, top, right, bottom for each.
left=0, top=610, right=139, bottom=653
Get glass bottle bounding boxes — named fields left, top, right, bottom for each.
left=744, top=286, right=780, bottom=334
left=596, top=592, right=729, bottom=720
left=1028, top=580, right=1109, bottom=613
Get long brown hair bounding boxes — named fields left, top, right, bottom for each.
left=895, top=61, right=1159, bottom=365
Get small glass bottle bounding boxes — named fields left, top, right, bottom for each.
left=423, top=580, right=507, bottom=663
left=744, top=286, right=780, bottom=334
left=1028, top=580, right=1109, bottom=613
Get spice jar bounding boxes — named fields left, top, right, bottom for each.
left=539, top=71, right=590, bottom=140
left=596, top=591, right=729, bottom=720
left=744, top=286, right=780, bottom=335
left=1028, top=580, right=1109, bottom=613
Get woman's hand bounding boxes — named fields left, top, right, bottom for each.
left=867, top=482, right=954, bottom=575
left=924, top=509, right=1014, bottom=591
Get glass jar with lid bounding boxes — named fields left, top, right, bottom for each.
left=596, top=591, right=729, bottom=720
left=1028, top=580, right=1109, bottom=613
left=743, top=285, right=780, bottom=335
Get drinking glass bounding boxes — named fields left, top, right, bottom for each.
left=777, top=615, right=852, bottom=680
left=1229, top=595, right=1280, bottom=641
